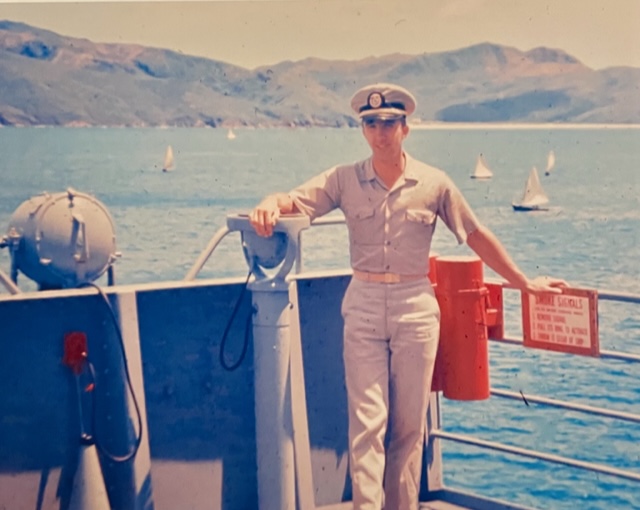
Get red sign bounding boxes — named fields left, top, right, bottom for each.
left=522, top=288, right=599, bottom=356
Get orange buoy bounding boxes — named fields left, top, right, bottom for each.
left=432, top=256, right=491, bottom=401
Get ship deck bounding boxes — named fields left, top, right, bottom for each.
left=1, top=217, right=639, bottom=509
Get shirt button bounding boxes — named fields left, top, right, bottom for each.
left=385, top=240, right=390, bottom=246
left=385, top=265, right=390, bottom=270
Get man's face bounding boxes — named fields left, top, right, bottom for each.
left=361, top=117, right=408, bottom=158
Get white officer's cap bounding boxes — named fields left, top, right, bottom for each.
left=350, top=83, right=417, bottom=120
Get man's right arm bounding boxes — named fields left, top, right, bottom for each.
left=249, top=193, right=300, bottom=237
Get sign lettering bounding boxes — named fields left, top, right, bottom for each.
left=522, top=288, right=599, bottom=356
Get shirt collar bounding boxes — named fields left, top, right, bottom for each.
left=403, top=153, right=420, bottom=184
left=360, top=152, right=420, bottom=184
left=361, top=157, right=377, bottom=182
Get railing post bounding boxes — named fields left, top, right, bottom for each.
left=421, top=392, right=444, bottom=500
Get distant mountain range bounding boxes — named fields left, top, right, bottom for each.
left=1, top=20, right=639, bottom=127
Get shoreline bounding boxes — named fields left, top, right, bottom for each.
left=2, top=122, right=640, bottom=130
left=408, top=122, right=640, bottom=130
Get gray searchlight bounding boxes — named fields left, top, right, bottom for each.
left=0, top=188, right=120, bottom=291
left=226, top=213, right=310, bottom=288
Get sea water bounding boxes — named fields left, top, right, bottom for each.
left=0, top=126, right=638, bottom=509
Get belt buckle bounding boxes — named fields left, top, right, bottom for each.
left=383, top=273, right=399, bottom=283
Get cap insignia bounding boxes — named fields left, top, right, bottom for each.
left=367, top=92, right=383, bottom=109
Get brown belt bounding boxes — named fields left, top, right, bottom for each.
left=352, top=270, right=427, bottom=284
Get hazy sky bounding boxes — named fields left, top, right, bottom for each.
left=0, top=0, right=638, bottom=70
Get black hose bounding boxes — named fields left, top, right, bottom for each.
left=219, top=271, right=253, bottom=371
left=77, top=282, right=143, bottom=463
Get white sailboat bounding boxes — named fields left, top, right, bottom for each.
left=162, top=145, right=175, bottom=173
left=471, top=154, right=493, bottom=179
left=544, top=150, right=556, bottom=176
left=226, top=128, right=236, bottom=140
left=512, top=166, right=549, bottom=211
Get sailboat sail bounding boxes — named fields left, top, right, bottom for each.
left=227, top=128, right=236, bottom=140
left=162, top=145, right=175, bottom=172
left=471, top=154, right=493, bottom=179
left=513, top=166, right=549, bottom=210
left=545, top=150, right=555, bottom=175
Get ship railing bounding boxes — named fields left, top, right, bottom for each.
left=184, top=216, right=640, bottom=499
left=431, top=284, right=640, bottom=490
left=0, top=268, right=20, bottom=294
left=184, top=214, right=345, bottom=281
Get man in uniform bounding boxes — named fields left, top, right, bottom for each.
left=249, top=83, right=566, bottom=510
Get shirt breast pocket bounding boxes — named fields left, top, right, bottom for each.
left=404, top=209, right=437, bottom=243
left=347, top=206, right=379, bottom=244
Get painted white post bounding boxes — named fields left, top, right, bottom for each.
left=250, top=283, right=296, bottom=510
left=226, top=213, right=310, bottom=510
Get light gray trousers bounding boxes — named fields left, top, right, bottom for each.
left=341, top=278, right=440, bottom=510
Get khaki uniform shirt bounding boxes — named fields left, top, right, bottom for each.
left=289, top=153, right=481, bottom=275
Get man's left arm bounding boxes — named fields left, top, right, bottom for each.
left=466, top=225, right=567, bottom=295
